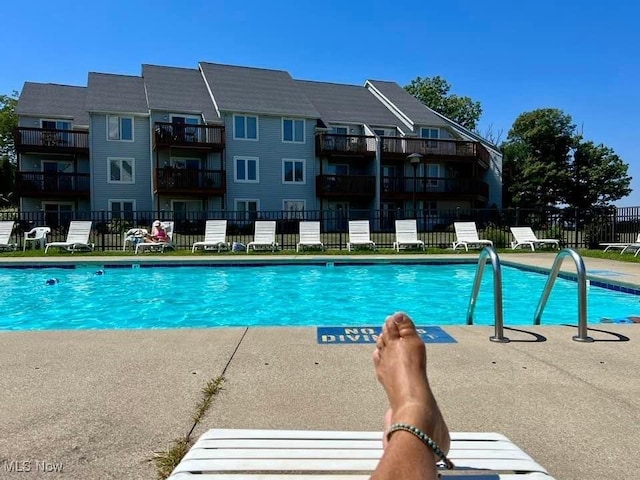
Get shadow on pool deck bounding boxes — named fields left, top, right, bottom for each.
left=1, top=253, right=639, bottom=479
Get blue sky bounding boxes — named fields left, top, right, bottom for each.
left=4, top=0, right=639, bottom=206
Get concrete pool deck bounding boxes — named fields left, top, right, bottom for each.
left=1, top=252, right=639, bottom=479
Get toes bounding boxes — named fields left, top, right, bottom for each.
left=393, top=312, right=419, bottom=338
left=384, top=312, right=409, bottom=339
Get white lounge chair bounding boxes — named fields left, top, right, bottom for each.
left=168, top=428, right=556, bottom=479
left=247, top=221, right=279, bottom=253
left=452, top=222, right=493, bottom=251
left=0, top=221, right=17, bottom=251
left=192, top=220, right=230, bottom=253
left=600, top=233, right=640, bottom=253
left=296, top=221, right=324, bottom=252
left=347, top=220, right=376, bottom=251
left=44, top=221, right=94, bottom=253
left=23, top=226, right=51, bottom=251
left=393, top=219, right=425, bottom=251
left=122, top=227, right=148, bottom=251
left=135, top=221, right=174, bottom=254
left=510, top=226, right=560, bottom=251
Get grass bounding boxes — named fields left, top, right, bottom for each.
left=152, top=376, right=225, bottom=480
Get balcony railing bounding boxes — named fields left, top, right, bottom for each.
left=13, top=127, right=89, bottom=153
left=316, top=134, right=377, bottom=157
left=381, top=176, right=489, bottom=199
left=381, top=137, right=490, bottom=168
left=316, top=174, right=376, bottom=197
left=155, top=167, right=226, bottom=195
left=16, top=172, right=90, bottom=196
left=153, top=122, right=225, bottom=150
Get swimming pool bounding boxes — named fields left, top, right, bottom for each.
left=2, top=263, right=639, bottom=331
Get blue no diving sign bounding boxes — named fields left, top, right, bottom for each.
left=317, top=326, right=456, bottom=344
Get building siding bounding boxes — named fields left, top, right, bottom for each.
left=90, top=114, right=153, bottom=211
left=224, top=114, right=318, bottom=212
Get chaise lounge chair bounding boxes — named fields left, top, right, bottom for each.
left=44, top=221, right=94, bottom=253
left=296, top=221, right=324, bottom=252
left=452, top=222, right=493, bottom=251
left=393, top=219, right=425, bottom=251
left=347, top=220, right=376, bottom=251
left=0, top=221, right=17, bottom=251
left=192, top=220, right=230, bottom=253
left=135, top=221, right=174, bottom=254
left=600, top=233, right=640, bottom=254
left=168, top=428, right=556, bottom=479
left=247, top=221, right=279, bottom=253
left=510, top=226, right=560, bottom=251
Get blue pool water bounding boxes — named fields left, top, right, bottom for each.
left=1, top=264, right=639, bottom=330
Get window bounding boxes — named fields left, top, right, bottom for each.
left=282, top=159, right=305, bottom=184
left=171, top=115, right=200, bottom=142
left=171, top=157, right=200, bottom=170
left=172, top=200, right=203, bottom=221
left=109, top=200, right=136, bottom=221
left=420, top=128, right=439, bottom=139
left=283, top=200, right=305, bottom=219
left=43, top=202, right=74, bottom=228
left=283, top=118, right=305, bottom=143
left=426, top=163, right=441, bottom=188
left=233, top=114, right=258, bottom=140
left=234, top=156, right=259, bottom=183
left=420, top=128, right=439, bottom=149
left=108, top=157, right=135, bottom=184
left=373, top=129, right=386, bottom=136
left=107, top=115, right=133, bottom=141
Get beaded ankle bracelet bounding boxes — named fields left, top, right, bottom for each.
left=386, top=423, right=454, bottom=469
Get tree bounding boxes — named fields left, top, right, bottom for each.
left=565, top=140, right=631, bottom=208
left=502, top=108, right=632, bottom=210
left=502, top=108, right=576, bottom=208
left=404, top=76, right=482, bottom=130
left=0, top=92, right=18, bottom=164
left=0, top=92, right=18, bottom=202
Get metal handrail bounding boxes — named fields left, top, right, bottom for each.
left=466, top=246, right=508, bottom=342
left=533, top=248, right=594, bottom=342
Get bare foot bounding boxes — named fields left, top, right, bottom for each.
left=373, top=312, right=450, bottom=457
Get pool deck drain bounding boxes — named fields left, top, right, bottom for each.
left=0, top=253, right=639, bottom=480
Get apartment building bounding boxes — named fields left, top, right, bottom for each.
left=13, top=61, right=502, bottom=227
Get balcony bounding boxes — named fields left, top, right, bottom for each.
left=316, top=134, right=377, bottom=158
left=155, top=167, right=226, bottom=195
left=381, top=137, right=490, bottom=169
left=381, top=176, right=489, bottom=201
left=13, top=127, right=89, bottom=154
left=16, top=172, right=90, bottom=198
left=153, top=122, right=225, bottom=150
left=316, top=174, right=376, bottom=198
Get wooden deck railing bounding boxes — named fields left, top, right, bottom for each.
left=316, top=134, right=377, bottom=156
left=316, top=174, right=376, bottom=197
left=13, top=127, right=89, bottom=153
left=381, top=137, right=491, bottom=167
left=16, top=172, right=90, bottom=195
left=153, top=122, right=225, bottom=149
left=155, top=168, right=226, bottom=194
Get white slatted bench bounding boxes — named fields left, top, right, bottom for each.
left=168, top=429, right=555, bottom=479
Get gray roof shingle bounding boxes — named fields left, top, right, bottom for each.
left=295, top=80, right=408, bottom=132
left=366, top=80, right=450, bottom=129
left=142, top=64, right=220, bottom=122
left=86, top=73, right=148, bottom=114
left=199, top=62, right=320, bottom=118
left=16, top=82, right=89, bottom=127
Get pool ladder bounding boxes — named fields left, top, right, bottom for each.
left=466, top=247, right=593, bottom=342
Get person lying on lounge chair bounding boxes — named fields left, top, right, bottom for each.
left=371, top=312, right=452, bottom=480
left=144, top=221, right=169, bottom=243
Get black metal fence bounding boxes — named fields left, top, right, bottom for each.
left=2, top=206, right=640, bottom=252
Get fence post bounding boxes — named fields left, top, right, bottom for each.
left=100, top=210, right=106, bottom=251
